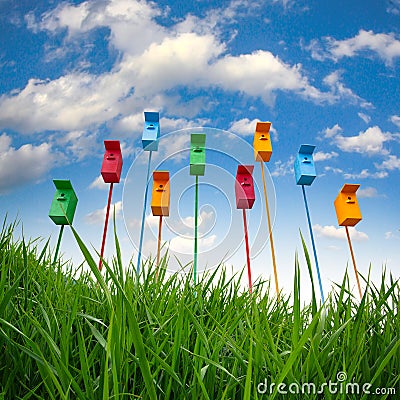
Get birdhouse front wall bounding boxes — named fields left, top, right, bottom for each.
left=334, top=184, right=362, bottom=226
left=49, top=180, right=78, bottom=225
left=151, top=171, right=170, bottom=216
left=294, top=149, right=316, bottom=186
left=101, top=140, right=123, bottom=183
left=235, top=165, right=255, bottom=209
left=190, top=134, right=206, bottom=176
left=142, top=111, right=160, bottom=151
left=253, top=121, right=272, bottom=162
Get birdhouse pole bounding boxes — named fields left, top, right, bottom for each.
left=53, top=225, right=65, bottom=264
left=190, top=133, right=206, bottom=285
left=301, top=185, right=325, bottom=303
left=49, top=179, right=78, bottom=264
left=334, top=183, right=363, bottom=298
left=345, top=226, right=362, bottom=298
left=156, top=215, right=163, bottom=273
left=242, top=209, right=252, bottom=293
left=99, top=182, right=113, bottom=270
left=137, top=111, right=161, bottom=274
left=294, top=144, right=325, bottom=303
left=194, top=175, right=199, bottom=284
left=260, top=160, right=279, bottom=299
left=99, top=140, right=123, bottom=271
left=151, top=171, right=170, bottom=280
left=235, top=165, right=256, bottom=293
left=137, top=150, right=152, bottom=273
left=253, top=121, right=280, bottom=299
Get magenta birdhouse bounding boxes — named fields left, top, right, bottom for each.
left=101, top=140, right=123, bottom=183
left=235, top=165, right=255, bottom=209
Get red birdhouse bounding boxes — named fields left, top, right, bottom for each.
left=101, top=140, right=123, bottom=183
left=235, top=165, right=255, bottom=209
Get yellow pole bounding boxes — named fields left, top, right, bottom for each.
left=260, top=161, right=280, bottom=300
left=345, top=226, right=362, bottom=299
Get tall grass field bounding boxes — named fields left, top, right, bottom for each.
left=0, top=219, right=399, bottom=399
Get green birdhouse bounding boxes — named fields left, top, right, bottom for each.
left=49, top=180, right=78, bottom=225
left=190, top=133, right=206, bottom=176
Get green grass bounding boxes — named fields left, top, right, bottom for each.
left=0, top=218, right=399, bottom=399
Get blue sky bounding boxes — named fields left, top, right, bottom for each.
left=0, top=0, right=399, bottom=300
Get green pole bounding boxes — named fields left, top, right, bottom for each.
left=194, top=175, right=199, bottom=284
left=53, top=225, right=65, bottom=264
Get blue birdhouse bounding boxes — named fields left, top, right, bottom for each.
left=294, top=144, right=316, bottom=186
left=142, top=111, right=160, bottom=151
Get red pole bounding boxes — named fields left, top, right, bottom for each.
left=99, top=183, right=114, bottom=271
left=242, top=209, right=252, bottom=293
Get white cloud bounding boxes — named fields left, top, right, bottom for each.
left=323, top=71, right=371, bottom=107
left=85, top=200, right=122, bottom=224
left=229, top=118, right=259, bottom=136
left=89, top=175, right=109, bottom=190
left=0, top=133, right=54, bottom=194
left=357, top=187, right=379, bottom=198
left=314, top=224, right=368, bottom=241
left=387, top=0, right=400, bottom=15
left=271, top=156, right=294, bottom=177
left=169, top=234, right=217, bottom=254
left=324, top=125, right=392, bottom=155
left=0, top=1, right=378, bottom=141
left=390, top=115, right=400, bottom=128
left=324, top=165, right=388, bottom=180
left=358, top=112, right=371, bottom=124
left=229, top=118, right=278, bottom=140
left=145, top=214, right=160, bottom=228
left=343, top=169, right=388, bottom=180
left=323, top=123, right=342, bottom=138
left=0, top=74, right=126, bottom=133
left=309, top=30, right=400, bottom=66
left=375, top=155, right=400, bottom=171
left=324, top=166, right=344, bottom=175
left=174, top=210, right=215, bottom=234
left=313, top=151, right=338, bottom=162
left=385, top=231, right=400, bottom=239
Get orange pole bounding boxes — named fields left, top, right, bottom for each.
left=345, top=226, right=362, bottom=298
left=156, top=216, right=162, bottom=280
left=260, top=161, right=280, bottom=300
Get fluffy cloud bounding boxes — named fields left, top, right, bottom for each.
left=85, top=200, right=122, bottom=224
left=375, top=155, right=400, bottom=171
left=390, top=115, right=400, bottom=128
left=309, top=29, right=400, bottom=65
left=358, top=112, right=371, bottom=124
left=229, top=118, right=278, bottom=140
left=323, top=125, right=392, bottom=155
left=0, top=0, right=363, bottom=137
left=323, top=71, right=371, bottom=107
left=0, top=73, right=126, bottom=133
left=169, top=234, right=217, bottom=254
left=314, top=224, right=368, bottom=241
left=271, top=156, right=294, bottom=177
left=357, top=187, right=379, bottom=198
left=89, top=175, right=109, bottom=190
left=313, top=151, right=338, bottom=162
left=0, top=133, right=54, bottom=194
left=324, top=165, right=388, bottom=180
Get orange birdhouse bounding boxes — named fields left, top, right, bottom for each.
left=253, top=121, right=272, bottom=162
left=334, top=184, right=362, bottom=227
left=151, top=171, right=170, bottom=216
